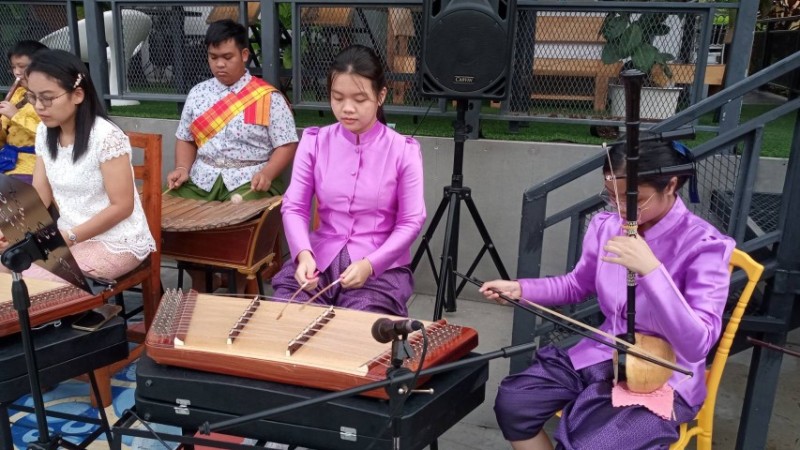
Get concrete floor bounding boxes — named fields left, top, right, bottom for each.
left=405, top=294, right=800, bottom=450
left=160, top=263, right=800, bottom=450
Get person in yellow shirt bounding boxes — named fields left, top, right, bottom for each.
left=0, top=40, right=48, bottom=183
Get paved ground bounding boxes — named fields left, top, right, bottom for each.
left=405, top=294, right=800, bottom=450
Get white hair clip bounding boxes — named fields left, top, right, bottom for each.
left=73, top=73, right=84, bottom=89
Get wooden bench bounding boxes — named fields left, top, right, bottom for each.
left=651, top=63, right=726, bottom=88
left=302, top=7, right=353, bottom=27
left=531, top=15, right=622, bottom=111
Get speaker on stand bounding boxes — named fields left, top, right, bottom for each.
left=412, top=0, right=516, bottom=320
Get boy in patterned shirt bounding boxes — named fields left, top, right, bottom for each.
left=166, top=19, right=298, bottom=201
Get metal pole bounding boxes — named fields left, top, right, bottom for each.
left=83, top=0, right=110, bottom=109
left=716, top=0, right=759, bottom=145
left=261, top=0, right=280, bottom=86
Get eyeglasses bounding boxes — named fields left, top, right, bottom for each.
left=601, top=142, right=658, bottom=218
left=24, top=91, right=68, bottom=108
left=598, top=186, right=657, bottom=215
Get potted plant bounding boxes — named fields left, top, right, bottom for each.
left=600, top=12, right=683, bottom=120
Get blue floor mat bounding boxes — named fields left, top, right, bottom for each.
left=9, top=360, right=181, bottom=449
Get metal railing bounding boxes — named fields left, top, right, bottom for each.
left=512, top=50, right=800, bottom=360
left=511, top=49, right=800, bottom=449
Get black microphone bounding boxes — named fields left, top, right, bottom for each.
left=371, top=318, right=424, bottom=343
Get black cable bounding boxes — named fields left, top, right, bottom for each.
left=126, top=408, right=174, bottom=450
left=410, top=100, right=436, bottom=139
left=407, top=327, right=429, bottom=401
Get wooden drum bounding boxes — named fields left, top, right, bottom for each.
left=160, top=195, right=283, bottom=276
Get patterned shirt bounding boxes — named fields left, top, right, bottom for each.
left=176, top=71, right=299, bottom=191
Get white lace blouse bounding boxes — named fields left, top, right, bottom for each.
left=35, top=119, right=156, bottom=260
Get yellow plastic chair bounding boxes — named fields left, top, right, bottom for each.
left=670, top=248, right=764, bottom=450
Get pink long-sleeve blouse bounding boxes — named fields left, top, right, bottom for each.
left=282, top=122, right=426, bottom=276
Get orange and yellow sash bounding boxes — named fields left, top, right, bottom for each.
left=189, top=77, right=279, bottom=148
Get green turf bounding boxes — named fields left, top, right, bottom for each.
left=108, top=101, right=796, bottom=158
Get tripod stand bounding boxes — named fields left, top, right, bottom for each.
left=411, top=99, right=509, bottom=320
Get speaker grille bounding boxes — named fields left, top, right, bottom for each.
left=426, top=10, right=506, bottom=93
left=421, top=0, right=517, bottom=100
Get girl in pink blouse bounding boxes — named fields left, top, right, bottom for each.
left=480, top=139, right=734, bottom=450
left=271, top=45, right=426, bottom=316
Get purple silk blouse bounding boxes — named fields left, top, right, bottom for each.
left=282, top=122, right=426, bottom=277
left=519, top=197, right=735, bottom=406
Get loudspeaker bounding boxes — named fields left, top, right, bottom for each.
left=420, top=0, right=517, bottom=100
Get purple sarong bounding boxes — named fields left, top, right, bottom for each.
left=271, top=247, right=413, bottom=316
left=495, top=345, right=700, bottom=449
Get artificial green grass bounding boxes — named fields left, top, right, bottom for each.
left=694, top=104, right=797, bottom=158
left=108, top=101, right=796, bottom=158
left=109, top=101, right=182, bottom=119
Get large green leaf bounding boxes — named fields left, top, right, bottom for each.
left=602, top=15, right=630, bottom=40
left=632, top=44, right=658, bottom=72
left=656, top=52, right=676, bottom=64
left=623, top=23, right=644, bottom=54
left=601, top=40, right=623, bottom=64
left=654, top=52, right=676, bottom=78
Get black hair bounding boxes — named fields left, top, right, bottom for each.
left=327, top=45, right=387, bottom=125
left=205, top=19, right=249, bottom=51
left=26, top=49, right=109, bottom=163
left=603, top=135, right=693, bottom=192
left=7, top=40, right=48, bottom=61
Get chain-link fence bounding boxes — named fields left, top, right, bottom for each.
left=294, top=5, right=424, bottom=108
left=504, top=6, right=724, bottom=124
left=287, top=1, right=737, bottom=125
left=124, top=3, right=216, bottom=97
left=2, top=1, right=742, bottom=128
left=0, top=2, right=74, bottom=89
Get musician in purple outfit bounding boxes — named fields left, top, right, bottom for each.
left=480, top=139, right=735, bottom=450
left=271, top=45, right=426, bottom=317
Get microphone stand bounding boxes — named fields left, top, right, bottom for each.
left=2, top=233, right=81, bottom=450
left=385, top=332, right=418, bottom=450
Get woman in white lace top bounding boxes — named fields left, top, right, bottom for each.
left=18, top=50, right=155, bottom=281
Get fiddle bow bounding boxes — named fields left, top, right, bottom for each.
left=454, top=271, right=691, bottom=377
